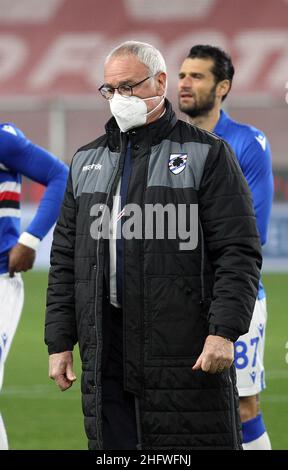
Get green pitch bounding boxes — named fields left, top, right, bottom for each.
left=1, top=271, right=287, bottom=449
left=1, top=271, right=86, bottom=450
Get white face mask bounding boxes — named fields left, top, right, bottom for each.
left=109, top=93, right=164, bottom=133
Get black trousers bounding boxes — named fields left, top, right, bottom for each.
left=102, top=304, right=138, bottom=450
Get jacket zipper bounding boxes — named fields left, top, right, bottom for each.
left=132, top=144, right=151, bottom=448
left=227, top=370, right=239, bottom=449
left=199, top=219, right=205, bottom=302
left=93, top=133, right=127, bottom=449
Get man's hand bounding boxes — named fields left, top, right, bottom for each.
left=8, top=243, right=36, bottom=277
left=49, top=351, right=77, bottom=391
left=192, top=335, right=234, bottom=374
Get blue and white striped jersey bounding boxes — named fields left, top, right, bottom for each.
left=0, top=122, right=68, bottom=274
left=214, top=110, right=274, bottom=299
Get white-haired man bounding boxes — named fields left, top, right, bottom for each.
left=46, top=41, right=262, bottom=450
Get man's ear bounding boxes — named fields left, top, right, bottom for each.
left=156, top=72, right=167, bottom=96
left=216, top=79, right=231, bottom=99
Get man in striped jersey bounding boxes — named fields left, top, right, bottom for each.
left=0, top=122, right=68, bottom=449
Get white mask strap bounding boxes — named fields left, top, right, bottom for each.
left=145, top=95, right=165, bottom=118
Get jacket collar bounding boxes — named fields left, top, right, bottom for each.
left=105, top=99, right=178, bottom=151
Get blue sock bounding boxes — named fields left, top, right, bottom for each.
left=242, top=413, right=265, bottom=443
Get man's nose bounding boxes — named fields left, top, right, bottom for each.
left=180, top=82, right=193, bottom=93
left=180, top=76, right=192, bottom=88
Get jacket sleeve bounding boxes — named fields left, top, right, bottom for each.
left=198, top=138, right=262, bottom=341
left=45, top=166, right=77, bottom=354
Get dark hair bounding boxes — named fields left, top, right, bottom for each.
left=187, top=45, right=234, bottom=101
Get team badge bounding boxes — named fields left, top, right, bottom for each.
left=168, top=153, right=187, bottom=175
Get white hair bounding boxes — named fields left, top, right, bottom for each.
left=105, top=40, right=167, bottom=75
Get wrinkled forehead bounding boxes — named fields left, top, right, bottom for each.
left=104, top=54, right=149, bottom=85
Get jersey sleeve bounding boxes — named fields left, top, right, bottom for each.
left=0, top=123, right=69, bottom=240
left=240, top=132, right=274, bottom=245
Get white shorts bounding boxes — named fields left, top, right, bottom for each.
left=234, top=298, right=267, bottom=397
left=0, top=273, right=24, bottom=391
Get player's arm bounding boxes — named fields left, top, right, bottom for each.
left=0, top=125, right=68, bottom=275
left=240, top=134, right=274, bottom=245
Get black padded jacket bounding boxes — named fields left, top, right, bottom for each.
left=45, top=100, right=262, bottom=450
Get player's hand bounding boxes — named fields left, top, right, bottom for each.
left=49, top=351, right=76, bottom=391
left=192, top=335, right=234, bottom=374
left=8, top=243, right=36, bottom=277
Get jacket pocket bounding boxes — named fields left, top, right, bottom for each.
left=147, top=276, right=209, bottom=359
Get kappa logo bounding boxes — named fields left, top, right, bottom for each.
left=82, top=163, right=102, bottom=172
left=168, top=153, right=188, bottom=175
